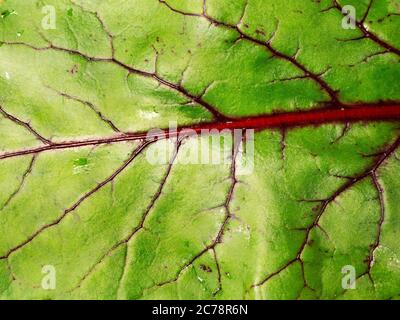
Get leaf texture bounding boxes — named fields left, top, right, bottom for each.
left=0, top=0, right=400, bottom=300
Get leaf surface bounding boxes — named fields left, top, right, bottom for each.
left=0, top=0, right=400, bottom=299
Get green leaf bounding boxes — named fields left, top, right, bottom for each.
left=0, top=0, right=399, bottom=300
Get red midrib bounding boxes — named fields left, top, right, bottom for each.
left=192, top=104, right=400, bottom=132
left=1, top=104, right=400, bottom=160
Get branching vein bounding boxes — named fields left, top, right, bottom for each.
left=0, top=141, right=151, bottom=260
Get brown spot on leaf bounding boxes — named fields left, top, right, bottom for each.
left=69, top=65, right=79, bottom=75
left=200, top=264, right=212, bottom=273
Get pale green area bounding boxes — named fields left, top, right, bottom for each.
left=0, top=0, right=399, bottom=300
left=0, top=114, right=40, bottom=152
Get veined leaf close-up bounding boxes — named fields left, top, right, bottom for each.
left=0, top=0, right=399, bottom=300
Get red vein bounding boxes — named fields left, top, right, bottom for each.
left=359, top=172, right=385, bottom=283
left=71, top=140, right=181, bottom=292
left=143, top=135, right=240, bottom=294
left=0, top=41, right=227, bottom=120
left=211, top=135, right=240, bottom=296
left=253, top=135, right=400, bottom=289
left=49, top=87, right=123, bottom=133
left=159, top=0, right=341, bottom=104
left=1, top=103, right=399, bottom=161
left=332, top=0, right=400, bottom=56
left=0, top=155, right=36, bottom=212
left=116, top=139, right=183, bottom=296
left=0, top=105, right=52, bottom=145
left=114, top=59, right=228, bottom=120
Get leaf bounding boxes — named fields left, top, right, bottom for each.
left=0, top=0, right=399, bottom=300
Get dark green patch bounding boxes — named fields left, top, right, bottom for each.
left=74, top=157, right=89, bottom=166
left=1, top=9, right=16, bottom=19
